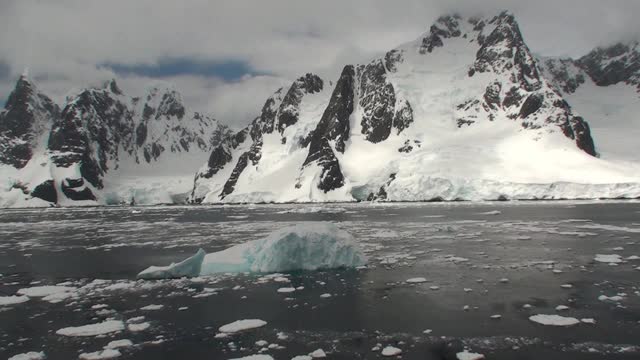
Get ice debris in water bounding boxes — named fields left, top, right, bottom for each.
left=8, top=352, right=46, bottom=360
left=138, top=223, right=366, bottom=278
left=457, top=350, right=485, bottom=360
left=218, top=319, right=267, bottom=334
left=529, top=314, right=580, bottom=326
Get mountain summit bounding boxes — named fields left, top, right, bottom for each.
left=190, top=11, right=639, bottom=203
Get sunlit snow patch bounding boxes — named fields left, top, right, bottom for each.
left=138, top=223, right=366, bottom=278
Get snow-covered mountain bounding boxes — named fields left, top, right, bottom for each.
left=0, top=77, right=225, bottom=207
left=191, top=11, right=640, bottom=203
left=539, top=41, right=640, bottom=162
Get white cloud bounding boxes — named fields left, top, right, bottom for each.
left=1, top=0, right=639, bottom=126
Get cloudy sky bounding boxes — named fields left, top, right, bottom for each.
left=1, top=0, right=639, bottom=127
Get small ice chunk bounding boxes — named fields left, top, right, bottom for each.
left=140, top=304, right=164, bottom=311
left=529, top=314, right=580, bottom=326
left=0, top=295, right=30, bottom=306
left=598, top=295, right=624, bottom=302
left=320, top=293, right=332, bottom=298
left=8, top=351, right=46, bottom=360
left=406, top=277, right=427, bottom=283
left=292, top=356, right=312, bottom=360
left=56, top=320, right=124, bottom=337
left=555, top=305, right=569, bottom=311
left=137, top=249, right=205, bottom=279
left=229, top=356, right=273, bottom=360
left=499, top=278, right=509, bottom=283
left=309, top=349, right=327, bottom=358
left=128, top=322, right=150, bottom=332
left=105, top=339, right=133, bottom=349
left=17, top=286, right=76, bottom=297
left=477, top=210, right=501, bottom=215
left=457, top=350, right=485, bottom=360
left=490, top=314, right=502, bottom=319
left=560, top=284, right=573, bottom=289
left=581, top=318, right=596, bottom=324
left=429, top=286, right=440, bottom=290
left=78, top=349, right=121, bottom=360
left=277, top=287, right=296, bottom=293
left=594, top=254, right=622, bottom=263
left=219, top=319, right=267, bottom=333
left=381, top=346, right=402, bottom=356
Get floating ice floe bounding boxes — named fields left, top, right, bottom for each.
left=105, top=339, right=133, bottom=349
left=598, top=294, right=624, bottom=302
left=16, top=285, right=76, bottom=297
left=218, top=319, right=267, bottom=334
left=8, top=351, right=46, bottom=360
left=138, top=223, right=366, bottom=278
left=594, top=254, right=623, bottom=264
left=0, top=295, right=30, bottom=306
left=78, top=349, right=121, bottom=359
left=457, top=350, right=485, bottom=360
left=381, top=346, right=402, bottom=356
left=405, top=277, right=427, bottom=283
left=529, top=314, right=580, bottom=326
left=229, top=355, right=273, bottom=360
left=56, top=320, right=125, bottom=337
left=309, top=348, right=327, bottom=358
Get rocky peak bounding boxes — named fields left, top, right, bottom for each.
left=276, top=73, right=323, bottom=134
left=472, top=11, right=542, bottom=92
left=419, top=14, right=462, bottom=54
left=578, top=41, right=640, bottom=89
left=0, top=75, right=60, bottom=168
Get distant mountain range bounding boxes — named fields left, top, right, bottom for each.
left=2, top=11, right=640, bottom=207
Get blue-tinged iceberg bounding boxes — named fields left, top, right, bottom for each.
left=137, top=223, right=366, bottom=279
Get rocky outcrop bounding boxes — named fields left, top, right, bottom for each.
left=0, top=75, right=59, bottom=168
left=578, top=42, right=640, bottom=89
left=419, top=15, right=462, bottom=54
left=300, top=66, right=355, bottom=192
left=276, top=73, right=323, bottom=134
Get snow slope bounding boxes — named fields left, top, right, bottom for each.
left=192, top=12, right=640, bottom=203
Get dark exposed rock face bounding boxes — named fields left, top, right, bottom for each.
left=49, top=84, right=133, bottom=189
left=578, top=42, right=640, bottom=89
left=301, top=66, right=355, bottom=192
left=357, top=58, right=414, bottom=144
left=518, top=94, right=543, bottom=119
left=358, top=60, right=396, bottom=143
left=419, top=15, right=462, bottom=54
left=276, top=74, right=323, bottom=134
left=0, top=75, right=59, bottom=168
left=384, top=50, right=404, bottom=72
left=31, top=180, right=57, bottom=203
left=483, top=81, right=502, bottom=110
left=61, top=178, right=96, bottom=201
left=473, top=12, right=542, bottom=92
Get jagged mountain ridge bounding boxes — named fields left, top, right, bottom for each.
left=191, top=11, right=640, bottom=203
left=539, top=40, right=640, bottom=162
left=0, top=77, right=224, bottom=207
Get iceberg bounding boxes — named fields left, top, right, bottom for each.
left=137, top=223, right=366, bottom=279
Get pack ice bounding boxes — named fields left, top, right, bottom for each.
left=138, top=223, right=366, bottom=279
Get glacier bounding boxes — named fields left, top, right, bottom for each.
left=137, top=223, right=367, bottom=279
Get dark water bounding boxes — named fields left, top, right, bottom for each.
left=1, top=201, right=639, bottom=359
